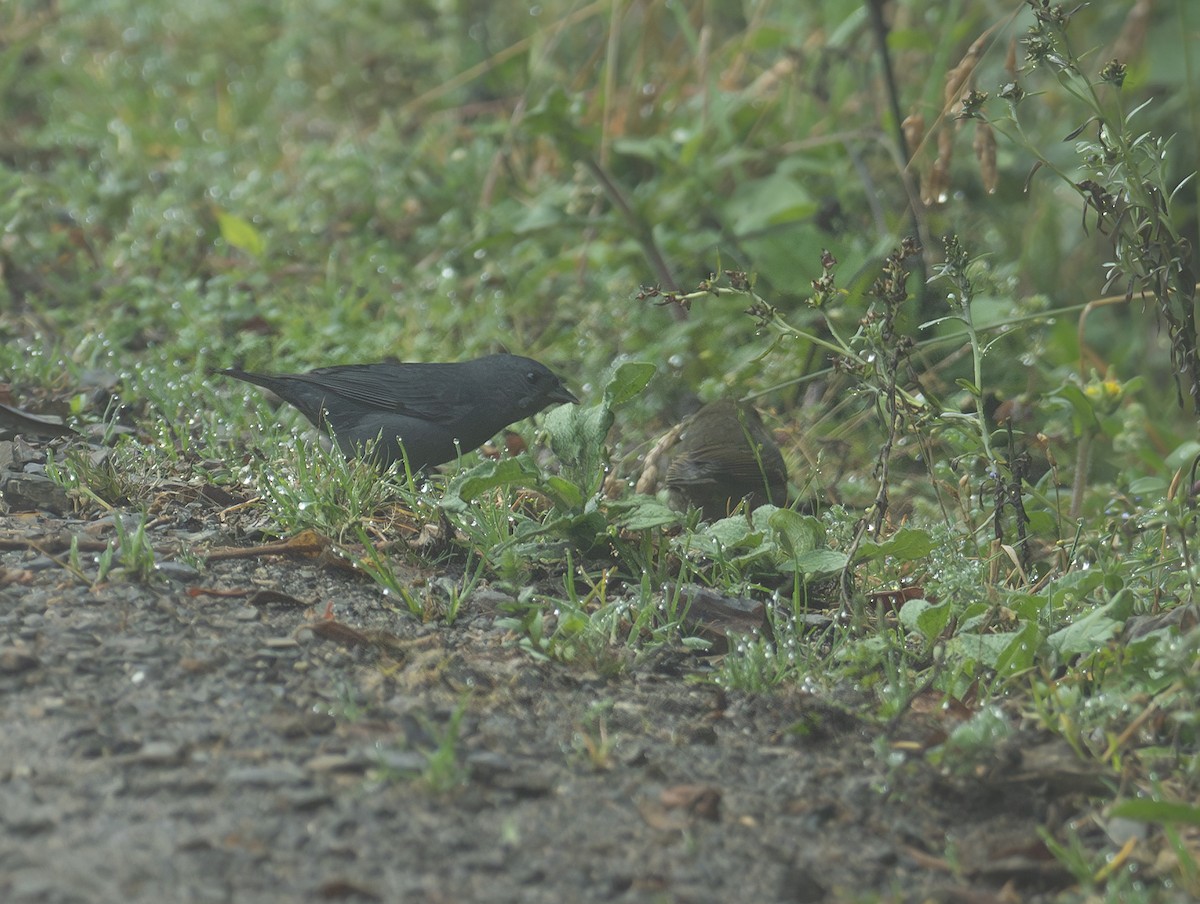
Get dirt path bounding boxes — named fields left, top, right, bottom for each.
left=1, top=504, right=1096, bottom=903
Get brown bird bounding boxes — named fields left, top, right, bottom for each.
left=665, top=398, right=788, bottom=520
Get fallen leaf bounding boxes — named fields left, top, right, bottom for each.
left=188, top=586, right=251, bottom=598
left=206, top=529, right=330, bottom=562
left=660, top=784, right=721, bottom=820
left=303, top=619, right=373, bottom=650
left=247, top=588, right=311, bottom=608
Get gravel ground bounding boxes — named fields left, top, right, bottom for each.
left=1, top=475, right=1105, bottom=903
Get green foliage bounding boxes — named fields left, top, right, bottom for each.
left=419, top=697, right=472, bottom=794
left=442, top=361, right=657, bottom=568
left=369, top=696, right=472, bottom=794
left=5, top=2, right=1200, bottom=895
left=247, top=431, right=423, bottom=543
left=674, top=505, right=846, bottom=585
left=928, top=706, right=1015, bottom=774
left=545, top=360, right=656, bottom=498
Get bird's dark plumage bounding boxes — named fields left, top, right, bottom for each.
left=222, top=353, right=577, bottom=470
left=666, top=398, right=788, bottom=519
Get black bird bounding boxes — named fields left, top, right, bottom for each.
left=666, top=398, right=788, bottom=520
left=222, top=353, right=577, bottom=471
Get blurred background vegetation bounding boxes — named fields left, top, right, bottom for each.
left=3, top=0, right=1194, bottom=424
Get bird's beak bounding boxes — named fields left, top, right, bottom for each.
left=550, top=385, right=580, bottom=405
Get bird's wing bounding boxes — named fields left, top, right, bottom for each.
left=295, top=364, right=469, bottom=424
left=667, top=441, right=786, bottom=486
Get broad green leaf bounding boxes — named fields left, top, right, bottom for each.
left=939, top=706, right=1012, bottom=757
left=1026, top=511, right=1057, bottom=534
left=215, top=209, right=266, bottom=257
left=900, top=597, right=952, bottom=643
left=1048, top=569, right=1105, bottom=609
left=603, top=361, right=656, bottom=408
left=545, top=509, right=609, bottom=552
left=1126, top=476, right=1168, bottom=495
left=442, top=457, right=541, bottom=511
left=605, top=496, right=681, bottom=531
left=857, top=528, right=935, bottom=562
left=1046, top=589, right=1135, bottom=656
left=1050, top=382, right=1100, bottom=434
left=1008, top=592, right=1050, bottom=621
left=1165, top=440, right=1200, bottom=468
left=722, top=172, right=816, bottom=235
left=543, top=475, right=584, bottom=511
left=544, top=402, right=612, bottom=498
left=786, top=549, right=848, bottom=576
left=946, top=631, right=1023, bottom=668
left=749, top=504, right=780, bottom=531
left=993, top=619, right=1041, bottom=675
left=546, top=361, right=654, bottom=501
left=677, top=516, right=764, bottom=559
left=703, top=516, right=765, bottom=550
left=767, top=508, right=825, bottom=557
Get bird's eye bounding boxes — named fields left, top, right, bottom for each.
left=526, top=371, right=538, bottom=384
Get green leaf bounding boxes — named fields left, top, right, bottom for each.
left=1007, top=592, right=1049, bottom=621
left=939, top=706, right=1012, bottom=759
left=1126, top=476, right=1168, bottom=495
left=605, top=496, right=681, bottom=531
left=604, top=361, right=656, bottom=408
left=544, top=402, right=613, bottom=499
left=1110, top=798, right=1200, bottom=826
left=1046, top=589, right=1135, bottom=656
left=215, top=209, right=266, bottom=257
left=899, top=596, right=952, bottom=643
left=784, top=549, right=848, bottom=576
left=918, top=314, right=964, bottom=330
left=545, top=509, right=609, bottom=552
left=1165, top=440, right=1200, bottom=469
left=945, top=631, right=1023, bottom=669
left=722, top=172, right=817, bottom=235
left=677, top=516, right=764, bottom=559
left=543, top=475, right=584, bottom=511
left=768, top=508, right=841, bottom=575
left=1048, top=569, right=1106, bottom=609
left=767, top=508, right=825, bottom=556
left=611, top=136, right=677, bottom=164
left=1049, top=383, right=1101, bottom=433
left=442, top=457, right=542, bottom=511
left=856, top=528, right=936, bottom=562
left=546, top=361, right=655, bottom=502
left=703, top=516, right=765, bottom=550
left=1026, top=511, right=1057, bottom=534
left=993, top=619, right=1040, bottom=675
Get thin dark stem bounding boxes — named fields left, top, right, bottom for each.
left=579, top=156, right=684, bottom=307
left=864, top=0, right=931, bottom=309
